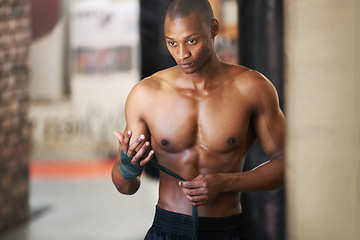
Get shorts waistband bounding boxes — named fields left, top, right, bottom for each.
left=152, top=206, right=245, bottom=238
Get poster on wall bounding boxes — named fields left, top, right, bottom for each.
left=70, top=0, right=139, bottom=75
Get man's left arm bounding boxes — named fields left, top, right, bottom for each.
left=180, top=72, right=285, bottom=206
left=228, top=72, right=286, bottom=192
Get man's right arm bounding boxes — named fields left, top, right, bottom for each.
left=111, top=82, right=154, bottom=195
left=112, top=157, right=141, bottom=195
left=111, top=131, right=152, bottom=194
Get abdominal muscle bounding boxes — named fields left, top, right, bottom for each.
left=157, top=173, right=242, bottom=217
left=149, top=118, right=252, bottom=217
left=154, top=148, right=244, bottom=218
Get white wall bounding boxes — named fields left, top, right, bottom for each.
left=285, top=0, right=360, bottom=239
left=29, top=9, right=65, bottom=100
left=29, top=0, right=140, bottom=159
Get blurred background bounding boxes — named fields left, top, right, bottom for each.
left=0, top=0, right=359, bottom=240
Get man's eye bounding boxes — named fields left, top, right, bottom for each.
left=168, top=41, right=176, bottom=46
left=188, top=39, right=196, bottom=44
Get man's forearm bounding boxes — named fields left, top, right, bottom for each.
left=222, top=158, right=284, bottom=193
left=111, top=161, right=141, bottom=195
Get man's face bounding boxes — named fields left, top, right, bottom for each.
left=164, top=12, right=214, bottom=74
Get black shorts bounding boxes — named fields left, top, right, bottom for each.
left=144, top=206, right=248, bottom=240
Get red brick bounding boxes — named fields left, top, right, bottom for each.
left=0, top=0, right=30, bottom=233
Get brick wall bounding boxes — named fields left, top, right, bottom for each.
left=0, top=0, right=31, bottom=233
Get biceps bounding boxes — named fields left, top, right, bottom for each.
left=255, top=109, right=285, bottom=157
left=125, top=119, right=150, bottom=145
left=124, top=110, right=150, bottom=150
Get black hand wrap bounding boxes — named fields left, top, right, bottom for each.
left=120, top=150, right=144, bottom=179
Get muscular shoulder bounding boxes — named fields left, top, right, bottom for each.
left=125, top=67, right=178, bottom=117
left=125, top=68, right=176, bottom=124
left=226, top=64, right=280, bottom=110
left=129, top=67, right=176, bottom=97
left=226, top=65, right=271, bottom=91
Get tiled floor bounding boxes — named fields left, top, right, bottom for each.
left=0, top=161, right=159, bottom=240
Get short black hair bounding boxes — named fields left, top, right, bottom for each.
left=166, top=0, right=214, bottom=26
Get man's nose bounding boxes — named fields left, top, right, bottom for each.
left=178, top=44, right=190, bottom=60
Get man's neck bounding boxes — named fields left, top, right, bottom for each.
left=176, top=54, right=223, bottom=91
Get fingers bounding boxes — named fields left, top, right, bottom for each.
left=113, top=130, right=124, bottom=145
left=179, top=181, right=203, bottom=189
left=179, top=175, right=211, bottom=206
left=120, top=130, right=146, bottom=155
left=181, top=184, right=207, bottom=198
left=115, top=129, right=153, bottom=167
left=114, top=131, right=124, bottom=161
left=130, top=141, right=154, bottom=166
left=138, top=149, right=155, bottom=167
left=187, top=196, right=208, bottom=206
left=127, top=134, right=145, bottom=156
left=179, top=176, right=205, bottom=189
left=122, top=130, right=132, bottom=154
left=183, top=189, right=209, bottom=206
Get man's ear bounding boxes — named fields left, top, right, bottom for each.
left=211, top=18, right=219, bottom=38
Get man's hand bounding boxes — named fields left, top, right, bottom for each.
left=179, top=174, right=223, bottom=206
left=114, top=130, right=154, bottom=168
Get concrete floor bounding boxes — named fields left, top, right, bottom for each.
left=0, top=176, right=159, bottom=240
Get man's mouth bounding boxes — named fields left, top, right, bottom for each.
left=178, top=62, right=193, bottom=69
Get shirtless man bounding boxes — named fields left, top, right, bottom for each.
left=111, top=0, right=285, bottom=239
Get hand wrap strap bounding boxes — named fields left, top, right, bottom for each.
left=148, top=159, right=199, bottom=240
left=120, top=150, right=144, bottom=179
left=120, top=151, right=199, bottom=239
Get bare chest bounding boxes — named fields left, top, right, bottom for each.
left=145, top=87, right=254, bottom=154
